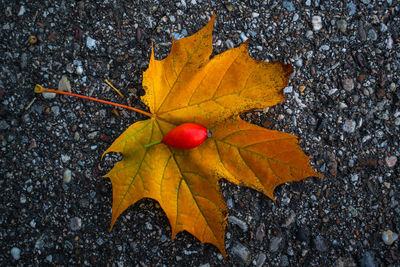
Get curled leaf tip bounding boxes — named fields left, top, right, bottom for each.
left=34, top=84, right=45, bottom=93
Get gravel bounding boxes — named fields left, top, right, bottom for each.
left=1, top=0, right=399, bottom=265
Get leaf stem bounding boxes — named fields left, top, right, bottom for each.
left=144, top=140, right=162, bottom=148
left=35, top=84, right=153, bottom=118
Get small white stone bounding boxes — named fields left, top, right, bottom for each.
left=339, top=102, right=348, bottom=109
left=61, top=154, right=71, bottom=163
left=76, top=65, right=83, bottom=75
left=42, top=92, right=56, bottom=99
left=86, top=36, right=97, bottom=50
left=343, top=119, right=356, bottom=133
left=283, top=86, right=293, bottom=94
left=252, top=12, right=259, bottom=18
left=240, top=32, right=248, bottom=42
left=382, top=230, right=398, bottom=245
left=312, top=16, right=323, bottom=31
left=63, top=169, right=72, bottom=183
left=11, top=247, right=21, bottom=260
left=328, top=88, right=338, bottom=95
left=350, top=174, right=359, bottom=182
left=18, top=6, right=25, bottom=16
left=20, top=194, right=26, bottom=204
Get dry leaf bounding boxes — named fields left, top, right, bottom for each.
left=103, top=14, right=322, bottom=256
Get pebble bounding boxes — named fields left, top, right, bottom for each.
left=280, top=255, right=289, bottom=267
left=361, top=251, right=376, bottom=267
left=314, top=235, right=328, bottom=252
left=358, top=23, right=367, bottom=41
left=320, top=45, right=330, bottom=51
left=0, top=120, right=10, bottom=130
left=337, top=20, right=347, bottom=33
left=368, top=29, right=377, bottom=41
left=46, top=255, right=53, bottom=262
left=283, top=1, right=295, bottom=12
left=66, top=64, right=74, bottom=73
left=61, top=154, right=71, bottom=163
left=58, top=75, right=71, bottom=92
left=63, top=169, right=72, bottom=183
left=20, top=194, right=26, bottom=204
left=76, top=65, right=83, bottom=75
left=11, top=247, right=21, bottom=260
left=240, top=32, right=248, bottom=42
left=335, top=257, right=356, bottom=267
left=88, top=131, right=98, bottom=139
left=232, top=243, right=251, bottom=264
left=65, top=240, right=73, bottom=250
left=312, top=16, right=323, bottom=31
left=343, top=119, right=356, bottom=133
left=20, top=53, right=28, bottom=69
left=380, top=23, right=387, bottom=33
left=42, top=91, right=56, bottom=99
left=256, top=223, right=265, bottom=242
left=255, top=252, right=266, bottom=267
left=395, top=117, right=400, bottom=126
left=46, top=255, right=52, bottom=262
left=86, top=36, right=97, bottom=50
left=70, top=217, right=82, bottom=231
left=160, top=235, right=168, bottom=243
left=342, top=78, right=354, bottom=91
left=145, top=221, right=153, bottom=230
left=382, top=230, right=398, bottom=245
left=18, top=6, right=25, bottom=16
left=283, top=86, right=293, bottom=94
left=74, top=132, right=80, bottom=141
left=297, top=227, right=310, bottom=242
left=97, top=238, right=104, bottom=246
left=51, top=106, right=60, bottom=116
left=347, top=2, right=356, bottom=16
left=350, top=174, right=359, bottom=183
left=385, top=156, right=397, bottom=168
left=269, top=236, right=282, bottom=252
left=283, top=210, right=296, bottom=227
left=225, top=39, right=234, bottom=49
left=171, top=29, right=188, bottom=40
left=228, top=216, right=248, bottom=232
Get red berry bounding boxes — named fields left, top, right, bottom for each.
left=162, top=123, right=209, bottom=149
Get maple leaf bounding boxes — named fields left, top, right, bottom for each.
left=103, top=14, right=322, bottom=256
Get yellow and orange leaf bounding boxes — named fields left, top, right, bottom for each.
left=103, top=14, right=322, bottom=257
